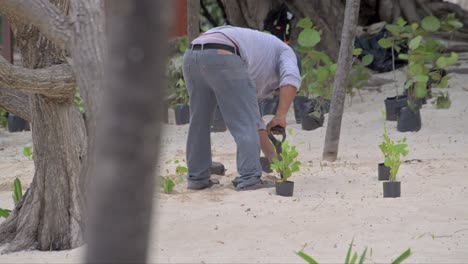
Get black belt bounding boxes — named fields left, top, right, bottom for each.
left=190, top=43, right=240, bottom=56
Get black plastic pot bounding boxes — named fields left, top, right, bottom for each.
left=384, top=95, right=408, bottom=121
left=378, top=163, right=390, bottom=181
left=7, top=114, right=30, bottom=132
left=316, top=97, right=331, bottom=114
left=276, top=181, right=294, bottom=197
left=261, top=96, right=279, bottom=116
left=211, top=107, right=227, bottom=132
left=383, top=181, right=401, bottom=198
left=293, top=96, right=310, bottom=124
left=210, top=161, right=226, bottom=175
left=301, top=112, right=324, bottom=131
left=397, top=106, right=421, bottom=132
left=174, top=104, right=190, bottom=125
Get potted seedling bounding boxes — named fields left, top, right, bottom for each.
left=382, top=132, right=408, bottom=198
left=294, top=17, right=322, bottom=124
left=378, top=18, right=414, bottom=121
left=347, top=48, right=374, bottom=105
left=270, top=139, right=301, bottom=197
left=398, top=15, right=460, bottom=132
left=170, top=78, right=190, bottom=125
left=378, top=117, right=391, bottom=181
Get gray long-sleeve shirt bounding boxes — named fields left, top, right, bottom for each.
left=192, top=26, right=302, bottom=102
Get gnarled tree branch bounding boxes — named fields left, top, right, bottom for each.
left=0, top=0, right=73, bottom=50
left=0, top=87, right=31, bottom=122
left=0, top=56, right=75, bottom=98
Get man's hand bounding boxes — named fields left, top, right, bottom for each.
left=267, top=115, right=287, bottom=134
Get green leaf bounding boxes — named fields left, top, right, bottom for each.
left=434, top=75, right=450, bottom=88
left=409, top=36, right=422, bottom=50
left=329, top=64, right=338, bottom=73
left=386, top=24, right=402, bottom=37
left=446, top=52, right=459, bottom=66
left=298, top=28, right=321, bottom=48
left=178, top=37, right=188, bottom=53
left=13, top=178, right=23, bottom=205
left=414, top=75, right=429, bottom=83
left=448, top=20, right=463, bottom=29
left=396, top=17, right=407, bottom=27
left=161, top=176, right=175, bottom=194
left=345, top=240, right=354, bottom=264
left=353, top=48, right=363, bottom=56
left=409, top=63, right=424, bottom=77
left=398, top=54, right=409, bottom=60
left=378, top=37, right=393, bottom=49
left=175, top=165, right=188, bottom=175
left=391, top=248, right=411, bottom=264
left=422, top=16, right=441, bottom=32
left=436, top=57, right=447, bottom=69
left=176, top=175, right=184, bottom=184
left=358, top=248, right=368, bottom=264
left=296, top=251, right=319, bottom=264
left=361, top=54, right=374, bottom=66
left=405, top=80, right=414, bottom=89
left=297, top=18, right=313, bottom=29
left=0, top=208, right=11, bottom=219
left=316, top=67, right=330, bottom=82
left=23, top=147, right=33, bottom=159
left=350, top=252, right=358, bottom=264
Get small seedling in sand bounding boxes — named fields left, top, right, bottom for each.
left=434, top=92, right=451, bottom=109
left=382, top=132, right=408, bottom=182
left=23, top=146, right=33, bottom=159
left=160, top=160, right=187, bottom=194
left=296, top=239, right=411, bottom=264
left=0, top=178, right=24, bottom=219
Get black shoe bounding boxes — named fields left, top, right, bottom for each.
left=187, top=179, right=220, bottom=190
left=236, top=180, right=274, bottom=191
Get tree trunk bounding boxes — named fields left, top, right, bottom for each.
left=187, top=0, right=200, bottom=42
left=322, top=0, right=361, bottom=162
left=0, top=0, right=87, bottom=252
left=85, top=0, right=169, bottom=262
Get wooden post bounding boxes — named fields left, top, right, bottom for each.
left=1, top=17, right=14, bottom=63
left=322, top=0, right=361, bottom=162
left=187, top=0, right=200, bottom=42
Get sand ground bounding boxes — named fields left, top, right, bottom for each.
left=0, top=69, right=467, bottom=263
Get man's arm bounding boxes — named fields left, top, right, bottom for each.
left=266, top=85, right=296, bottom=132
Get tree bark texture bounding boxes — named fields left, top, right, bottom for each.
left=323, top=0, right=361, bottom=162
left=85, top=1, right=169, bottom=263
left=0, top=0, right=87, bottom=252
left=188, top=0, right=201, bottom=42
left=220, top=0, right=468, bottom=58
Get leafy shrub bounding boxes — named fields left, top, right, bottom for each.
left=270, top=141, right=300, bottom=182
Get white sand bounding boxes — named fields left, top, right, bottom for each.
left=1, top=69, right=468, bottom=263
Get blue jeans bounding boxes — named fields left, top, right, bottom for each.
left=182, top=49, right=262, bottom=189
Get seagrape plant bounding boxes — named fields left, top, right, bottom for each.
left=0, top=178, right=23, bottom=219
left=296, top=17, right=373, bottom=107
left=270, top=138, right=301, bottom=182
left=379, top=113, right=409, bottom=182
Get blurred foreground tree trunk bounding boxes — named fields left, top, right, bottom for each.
left=85, top=0, right=170, bottom=263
